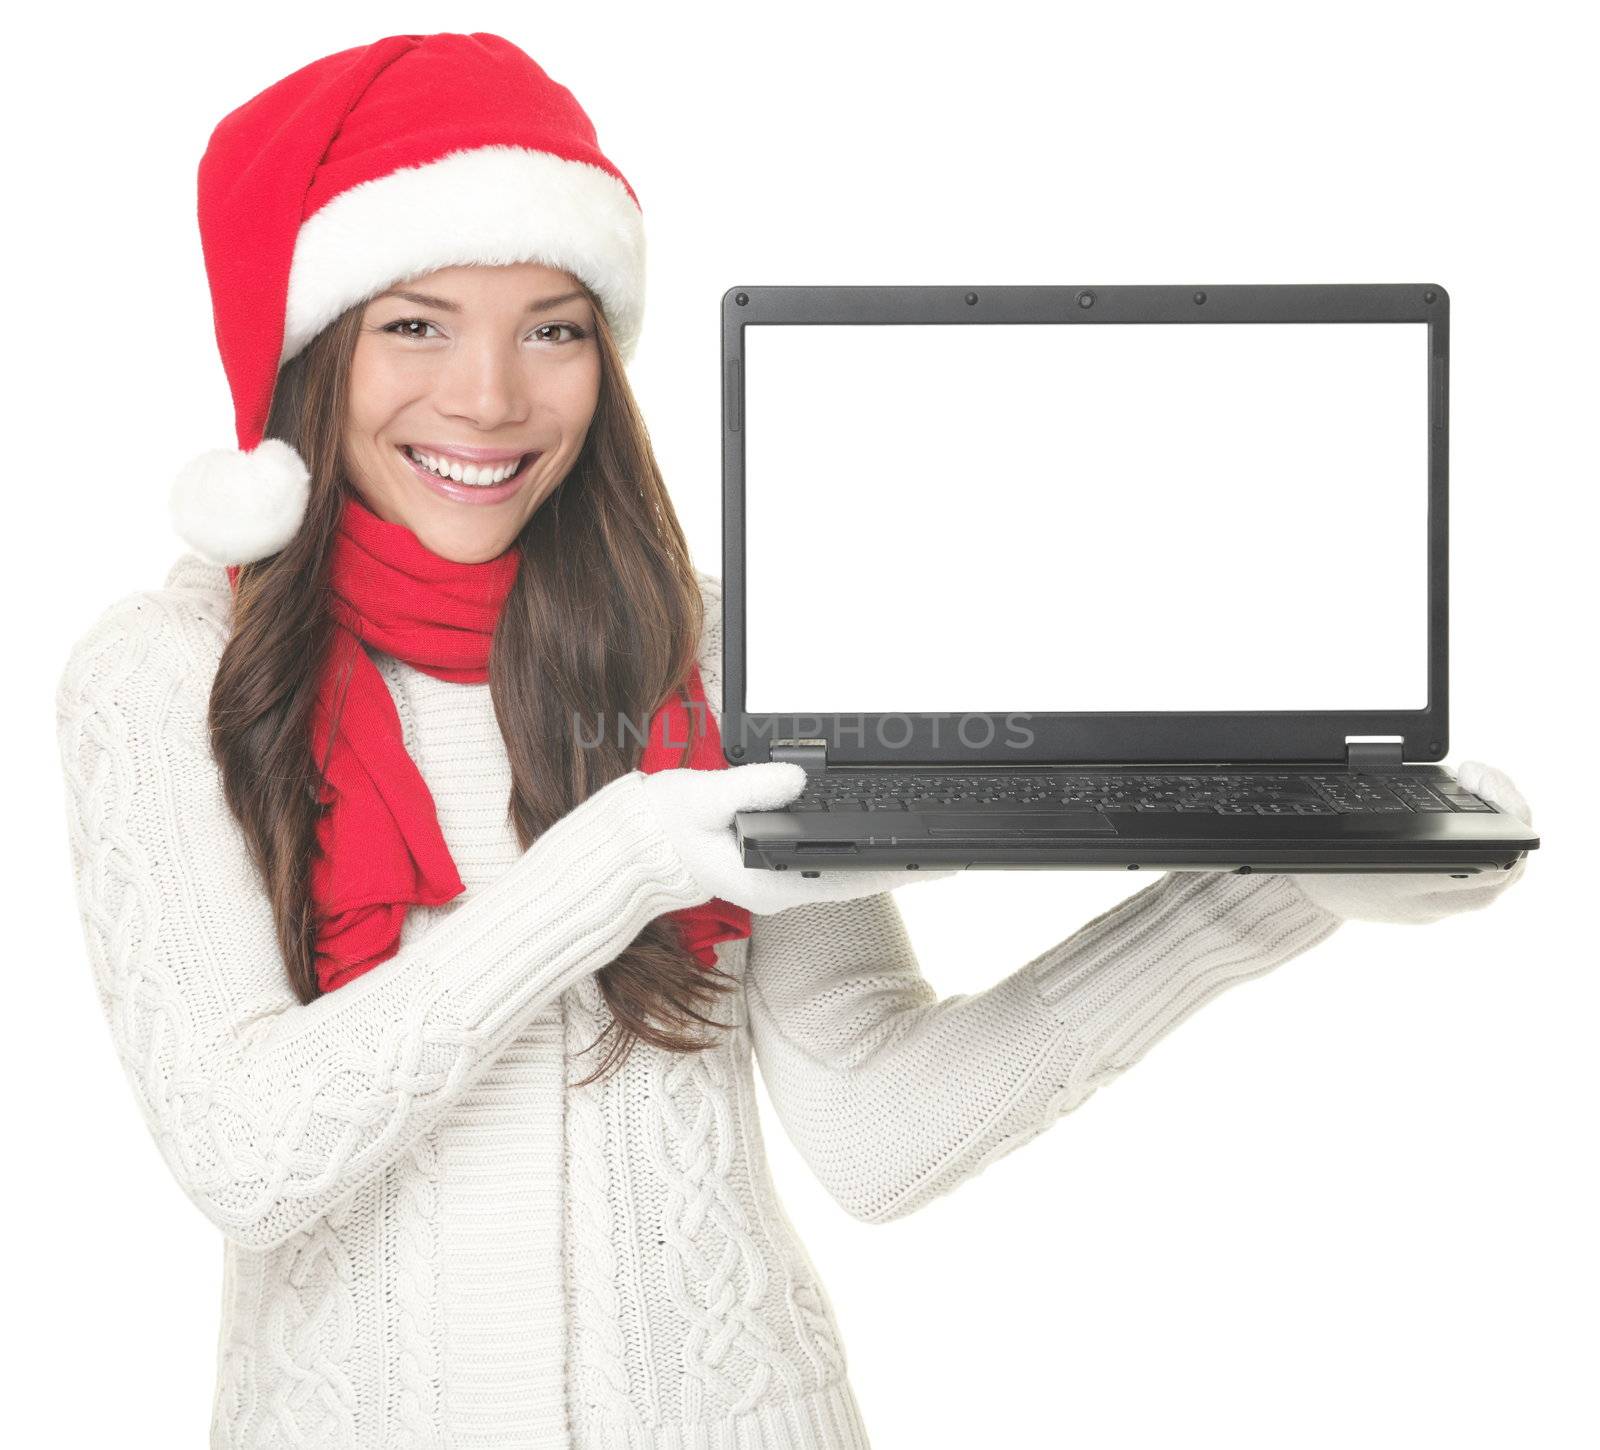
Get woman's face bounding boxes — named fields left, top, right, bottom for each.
left=343, top=261, right=602, bottom=563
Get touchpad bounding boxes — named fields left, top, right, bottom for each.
left=924, top=811, right=1117, bottom=837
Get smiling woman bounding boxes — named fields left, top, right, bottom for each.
left=342, top=261, right=604, bottom=563
left=208, top=252, right=714, bottom=1032
left=61, top=39, right=1004, bottom=1444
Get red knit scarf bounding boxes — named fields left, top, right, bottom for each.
left=228, top=494, right=749, bottom=993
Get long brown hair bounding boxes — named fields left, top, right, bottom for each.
left=208, top=280, right=735, bottom=1087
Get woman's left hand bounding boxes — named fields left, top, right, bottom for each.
left=1284, top=761, right=1534, bottom=924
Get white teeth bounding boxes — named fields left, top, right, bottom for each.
left=403, top=446, right=525, bottom=485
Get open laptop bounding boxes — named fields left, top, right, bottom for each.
left=722, top=283, right=1539, bottom=878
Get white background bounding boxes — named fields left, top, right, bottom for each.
left=9, top=3, right=1594, bottom=1447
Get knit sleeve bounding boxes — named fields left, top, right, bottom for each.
left=693, top=563, right=1339, bottom=1224
left=744, top=872, right=1341, bottom=1225
left=54, top=586, right=707, bottom=1253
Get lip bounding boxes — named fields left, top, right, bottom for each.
left=397, top=444, right=540, bottom=505
left=404, top=441, right=532, bottom=463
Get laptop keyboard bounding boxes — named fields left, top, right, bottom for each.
left=787, top=771, right=1497, bottom=816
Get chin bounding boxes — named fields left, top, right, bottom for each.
left=418, top=520, right=518, bottom=565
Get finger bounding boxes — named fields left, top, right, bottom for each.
left=800, top=870, right=918, bottom=900
left=1457, top=761, right=1533, bottom=825
left=858, top=866, right=962, bottom=888
left=856, top=869, right=951, bottom=892
left=756, top=868, right=944, bottom=911
left=1501, top=853, right=1528, bottom=889
left=716, top=762, right=809, bottom=814
left=747, top=875, right=873, bottom=913
left=1476, top=766, right=1533, bottom=826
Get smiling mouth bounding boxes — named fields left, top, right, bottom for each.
left=398, top=444, right=540, bottom=487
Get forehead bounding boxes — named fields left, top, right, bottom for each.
left=389, top=260, right=586, bottom=300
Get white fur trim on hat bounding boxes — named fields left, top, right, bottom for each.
left=281, top=145, right=646, bottom=366
left=169, top=437, right=312, bottom=567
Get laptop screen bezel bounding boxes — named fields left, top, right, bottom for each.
left=720, top=282, right=1449, bottom=767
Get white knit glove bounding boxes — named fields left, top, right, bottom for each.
left=639, top=762, right=958, bottom=914
left=1286, top=761, right=1533, bottom=924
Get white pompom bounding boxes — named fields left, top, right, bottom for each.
left=169, top=437, right=311, bottom=566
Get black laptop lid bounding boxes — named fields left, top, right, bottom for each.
left=721, top=284, right=1449, bottom=768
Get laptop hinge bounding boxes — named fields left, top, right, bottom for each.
left=1345, top=736, right=1405, bottom=772
left=771, top=738, right=828, bottom=775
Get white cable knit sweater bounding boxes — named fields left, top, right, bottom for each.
left=53, top=552, right=1342, bottom=1449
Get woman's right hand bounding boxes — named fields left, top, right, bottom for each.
left=639, top=762, right=957, bottom=914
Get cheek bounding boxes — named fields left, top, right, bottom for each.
left=556, top=357, right=602, bottom=434
left=344, top=351, right=386, bottom=436
left=347, top=340, right=426, bottom=428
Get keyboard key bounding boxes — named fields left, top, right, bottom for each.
left=779, top=770, right=1499, bottom=819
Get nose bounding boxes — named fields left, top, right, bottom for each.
left=432, top=337, right=533, bottom=431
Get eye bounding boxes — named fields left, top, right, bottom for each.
left=381, top=317, right=441, bottom=340
left=531, top=322, right=588, bottom=344
left=378, top=318, right=589, bottom=344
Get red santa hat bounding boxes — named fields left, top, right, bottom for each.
left=170, top=32, right=645, bottom=567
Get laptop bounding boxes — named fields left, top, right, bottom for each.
left=721, top=283, right=1539, bottom=879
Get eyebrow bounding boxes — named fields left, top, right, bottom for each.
left=375, top=288, right=589, bottom=314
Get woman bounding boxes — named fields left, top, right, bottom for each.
left=53, top=32, right=1532, bottom=1450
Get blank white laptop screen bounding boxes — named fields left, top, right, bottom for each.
left=741, top=321, right=1429, bottom=715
